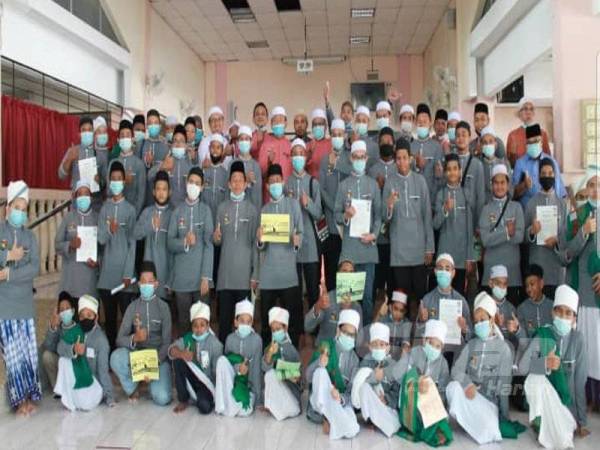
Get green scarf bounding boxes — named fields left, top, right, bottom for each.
left=225, top=353, right=251, bottom=410
left=499, top=419, right=526, bottom=439
left=309, top=339, right=346, bottom=393
left=182, top=332, right=202, bottom=370
left=396, top=367, right=453, bottom=447
left=534, top=326, right=572, bottom=406
left=61, top=324, right=93, bottom=389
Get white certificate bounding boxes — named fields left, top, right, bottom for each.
left=349, top=199, right=371, bottom=238
left=76, top=226, right=97, bottom=263
left=536, top=205, right=558, bottom=245
left=417, top=377, right=448, bottom=428
left=78, top=157, right=100, bottom=193
left=439, top=298, right=462, bottom=346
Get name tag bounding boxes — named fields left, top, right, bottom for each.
left=86, top=347, right=95, bottom=358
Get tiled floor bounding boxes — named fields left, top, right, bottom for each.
left=0, top=391, right=598, bottom=450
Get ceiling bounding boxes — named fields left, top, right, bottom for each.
left=149, top=0, right=451, bottom=62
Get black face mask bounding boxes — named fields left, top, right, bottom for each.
left=80, top=318, right=95, bottom=333
left=379, top=144, right=394, bottom=159
left=210, top=154, right=222, bottom=165
left=539, top=176, right=555, bottom=191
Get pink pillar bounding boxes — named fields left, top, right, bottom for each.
left=396, top=55, right=412, bottom=105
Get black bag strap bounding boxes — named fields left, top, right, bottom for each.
left=461, top=154, right=473, bottom=188
left=493, top=196, right=511, bottom=231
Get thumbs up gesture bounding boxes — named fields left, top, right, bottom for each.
left=546, top=348, right=561, bottom=371
left=495, top=311, right=505, bottom=328
left=524, top=171, right=532, bottom=190
left=213, top=222, right=222, bottom=243
left=387, top=189, right=398, bottom=211
left=8, top=240, right=25, bottom=261
left=419, top=303, right=429, bottom=322
left=152, top=211, right=161, bottom=232
left=444, top=191, right=454, bottom=213
left=74, top=335, right=86, bottom=356
left=377, top=295, right=389, bottom=319
left=507, top=312, right=519, bottom=334
left=584, top=214, right=597, bottom=235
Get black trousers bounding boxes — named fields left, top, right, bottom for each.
left=322, top=234, right=342, bottom=292
left=452, top=268, right=467, bottom=298
left=392, top=265, right=429, bottom=319
left=99, top=289, right=134, bottom=350
left=212, top=246, right=221, bottom=288
left=296, top=262, right=320, bottom=309
left=260, top=287, right=302, bottom=347
left=173, top=358, right=214, bottom=414
left=218, top=289, right=250, bottom=343
left=374, top=244, right=394, bottom=301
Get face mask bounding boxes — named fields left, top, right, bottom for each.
left=435, top=269, right=452, bottom=289
left=376, top=117, right=389, bottom=130
left=166, top=132, right=174, bottom=142
left=79, top=318, right=95, bottom=333
left=110, top=180, right=124, bottom=196
left=76, top=195, right=91, bottom=212
left=337, top=333, right=355, bottom=352
left=423, top=342, right=442, bottom=362
left=272, top=123, right=285, bottom=137
left=192, top=331, right=209, bottom=342
left=60, top=309, right=74, bottom=326
left=269, top=182, right=283, bottom=200
left=230, top=191, right=245, bottom=201
left=80, top=131, right=94, bottom=147
left=272, top=329, right=286, bottom=344
left=237, top=324, right=252, bottom=339
left=447, top=127, right=456, bottom=141
left=492, top=286, right=507, bottom=300
left=371, top=348, right=387, bottom=362
left=148, top=124, right=161, bottom=139
left=313, top=125, right=325, bottom=140
left=134, top=130, right=145, bottom=143
left=238, top=140, right=251, bottom=154
left=482, top=144, right=495, bottom=158
left=588, top=198, right=598, bottom=209
left=332, top=136, right=344, bottom=151
left=553, top=316, right=572, bottom=336
left=8, top=209, right=27, bottom=228
left=187, top=183, right=201, bottom=201
left=526, top=142, right=542, bottom=159
left=401, top=121, right=413, bottom=133
left=577, top=199, right=587, bottom=209
left=417, top=126, right=430, bottom=140
left=172, top=146, right=186, bottom=159
left=355, top=122, right=368, bottom=136
left=292, top=155, right=306, bottom=173
left=119, top=138, right=133, bottom=152
left=539, top=176, right=555, bottom=191
left=96, top=133, right=108, bottom=147
left=474, top=320, right=491, bottom=340
left=139, top=283, right=155, bottom=300
left=352, top=159, right=366, bottom=175
left=195, top=128, right=204, bottom=144
left=379, top=144, right=394, bottom=159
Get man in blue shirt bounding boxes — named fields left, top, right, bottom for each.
left=512, top=124, right=566, bottom=207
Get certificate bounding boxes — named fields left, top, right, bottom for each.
left=129, top=349, right=159, bottom=382
left=261, top=213, right=290, bottom=243
left=536, top=205, right=558, bottom=245
left=349, top=199, right=371, bottom=238
left=439, top=298, right=462, bottom=345
left=417, top=377, right=448, bottom=428
left=275, top=360, right=301, bottom=381
left=78, top=157, right=100, bottom=193
left=76, top=226, right=97, bottom=262
left=335, top=272, right=366, bottom=303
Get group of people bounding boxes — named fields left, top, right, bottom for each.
left=0, top=88, right=598, bottom=449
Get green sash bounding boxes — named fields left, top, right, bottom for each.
left=309, top=339, right=346, bottom=393
left=534, top=326, right=572, bottom=406
left=396, top=367, right=453, bottom=447
left=61, top=325, right=94, bottom=389
left=182, top=332, right=203, bottom=370
left=225, top=353, right=251, bottom=409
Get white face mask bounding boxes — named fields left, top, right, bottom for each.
left=186, top=183, right=201, bottom=201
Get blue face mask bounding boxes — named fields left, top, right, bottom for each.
left=527, top=142, right=542, bottom=159
left=80, top=131, right=94, bottom=147
left=238, top=140, right=251, bottom=154
left=292, top=155, right=306, bottom=173
left=587, top=198, right=597, bottom=209
left=166, top=132, right=174, bottom=142
left=230, top=191, right=245, bottom=201
left=119, top=137, right=132, bottom=152
left=172, top=147, right=186, bottom=159
left=195, top=128, right=204, bottom=144
left=332, top=136, right=345, bottom=151
left=337, top=333, right=355, bottom=352
left=371, top=348, right=387, bottom=362
left=148, top=124, right=161, bottom=139
left=492, top=286, right=507, bottom=300
left=60, top=309, right=74, bottom=326
left=134, top=130, right=145, bottom=143
left=417, top=126, right=430, bottom=140
left=8, top=209, right=27, bottom=228
left=352, top=159, right=366, bottom=175
left=96, top=133, right=108, bottom=147
left=110, top=180, right=124, bottom=196
left=423, top=342, right=442, bottom=361
left=376, top=117, right=390, bottom=130
left=272, top=123, right=285, bottom=138
left=435, top=269, right=452, bottom=289
left=312, top=125, right=325, bottom=140
left=482, top=144, right=495, bottom=158
left=192, top=331, right=209, bottom=342
left=76, top=195, right=91, bottom=212
left=355, top=123, right=368, bottom=136
left=237, top=324, right=253, bottom=339
left=474, top=320, right=491, bottom=340
left=269, top=182, right=283, bottom=200
left=447, top=127, right=456, bottom=141
left=272, top=329, right=286, bottom=343
left=139, top=283, right=155, bottom=300
left=553, top=316, right=572, bottom=336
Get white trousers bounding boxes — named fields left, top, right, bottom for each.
left=579, top=306, right=600, bottom=380
left=359, top=383, right=400, bottom=437
left=446, top=380, right=502, bottom=445
left=54, top=357, right=102, bottom=412
left=264, top=369, right=300, bottom=421
left=525, top=374, right=576, bottom=449
left=309, top=367, right=360, bottom=440
left=214, top=356, right=254, bottom=417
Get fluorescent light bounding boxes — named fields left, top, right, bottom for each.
left=281, top=55, right=346, bottom=65
left=351, top=8, right=375, bottom=18
left=230, top=7, right=256, bottom=23
left=350, top=36, right=370, bottom=45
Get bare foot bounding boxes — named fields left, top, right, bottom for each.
left=15, top=402, right=29, bottom=417
left=25, top=400, right=37, bottom=415
left=173, top=402, right=188, bottom=413
left=322, top=418, right=330, bottom=435
left=128, top=391, right=140, bottom=403
left=576, top=426, right=591, bottom=438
